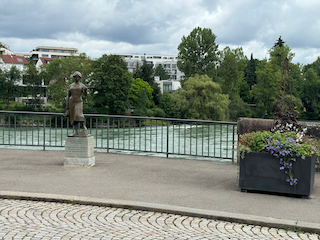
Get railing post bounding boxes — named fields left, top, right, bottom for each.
left=107, top=117, right=110, bottom=153
left=166, top=121, right=169, bottom=158
left=43, top=115, right=46, bottom=151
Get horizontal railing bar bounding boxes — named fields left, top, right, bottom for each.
left=0, top=111, right=236, bottom=125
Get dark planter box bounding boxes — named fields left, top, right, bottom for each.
left=239, top=152, right=316, bottom=197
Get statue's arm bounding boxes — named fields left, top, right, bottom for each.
left=64, top=89, right=71, bottom=116
left=83, top=85, right=88, bottom=96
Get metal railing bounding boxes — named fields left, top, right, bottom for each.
left=0, top=111, right=238, bottom=162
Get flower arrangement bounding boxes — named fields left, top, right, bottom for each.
left=239, top=130, right=319, bottom=186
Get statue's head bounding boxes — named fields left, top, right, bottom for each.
left=72, top=71, right=82, bottom=78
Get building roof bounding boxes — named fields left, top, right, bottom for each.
left=34, top=46, right=78, bottom=51
left=39, top=57, right=55, bottom=65
left=1, top=55, right=28, bottom=64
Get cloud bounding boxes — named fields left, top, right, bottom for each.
left=1, top=0, right=320, bottom=64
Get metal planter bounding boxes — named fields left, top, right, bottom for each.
left=239, top=152, right=316, bottom=197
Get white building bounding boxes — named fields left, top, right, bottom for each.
left=155, top=76, right=181, bottom=93
left=116, top=53, right=184, bottom=81
left=0, top=42, right=14, bottom=55
left=0, top=54, right=28, bottom=85
left=29, top=46, right=79, bottom=61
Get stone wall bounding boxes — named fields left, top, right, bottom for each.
left=237, top=117, right=320, bottom=172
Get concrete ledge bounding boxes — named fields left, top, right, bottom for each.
left=0, top=191, right=319, bottom=234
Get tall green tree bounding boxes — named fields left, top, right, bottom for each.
left=269, top=37, right=295, bottom=72
left=154, top=64, right=169, bottom=80
left=23, top=62, right=43, bottom=108
left=177, top=27, right=218, bottom=82
left=217, top=47, right=248, bottom=120
left=244, top=53, right=257, bottom=89
left=159, top=92, right=181, bottom=118
left=0, top=66, right=20, bottom=108
left=129, top=78, right=153, bottom=109
left=252, top=62, right=281, bottom=118
left=173, top=74, right=230, bottom=120
left=92, top=54, right=132, bottom=114
left=43, top=54, right=93, bottom=109
left=273, top=36, right=285, bottom=48
left=133, top=59, right=161, bottom=105
left=301, top=68, right=320, bottom=119
left=304, top=56, right=320, bottom=78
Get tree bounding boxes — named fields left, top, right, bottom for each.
left=173, top=74, right=230, bottom=120
left=0, top=66, right=20, bottom=108
left=154, top=64, right=169, bottom=80
left=129, top=78, right=153, bottom=109
left=301, top=68, right=320, bottom=119
left=23, top=62, right=43, bottom=108
left=133, top=59, right=161, bottom=105
left=217, top=47, right=248, bottom=120
left=177, top=27, right=218, bottom=82
left=43, top=54, right=93, bottom=110
left=252, top=62, right=281, bottom=118
left=159, top=93, right=181, bottom=118
left=269, top=37, right=295, bottom=72
left=92, top=54, right=132, bottom=114
left=244, top=53, right=257, bottom=89
left=304, top=56, right=320, bottom=78
left=273, top=36, right=285, bottom=48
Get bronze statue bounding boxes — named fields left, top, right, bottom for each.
left=65, top=71, right=88, bottom=136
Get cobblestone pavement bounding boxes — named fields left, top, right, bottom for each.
left=0, top=199, right=319, bottom=240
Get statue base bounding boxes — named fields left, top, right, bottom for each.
left=64, top=135, right=95, bottom=167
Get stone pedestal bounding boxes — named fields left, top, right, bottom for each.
left=64, top=136, right=95, bottom=167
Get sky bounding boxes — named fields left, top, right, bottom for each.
left=1, top=0, right=320, bottom=65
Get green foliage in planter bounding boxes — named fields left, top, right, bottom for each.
left=239, top=130, right=320, bottom=186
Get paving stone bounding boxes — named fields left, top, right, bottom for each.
left=0, top=198, right=319, bottom=239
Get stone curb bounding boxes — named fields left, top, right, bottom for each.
left=0, top=191, right=319, bottom=234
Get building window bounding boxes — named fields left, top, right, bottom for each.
left=61, top=50, right=64, bottom=53
left=42, top=54, right=49, bottom=57
left=41, top=49, right=49, bottom=52
left=163, top=83, right=172, bottom=92
left=134, top=56, right=139, bottom=58
left=52, top=55, right=57, bottom=58
left=172, top=64, right=176, bottom=68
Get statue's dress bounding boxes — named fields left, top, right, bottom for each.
left=68, top=83, right=87, bottom=125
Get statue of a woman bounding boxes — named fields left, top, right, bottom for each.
left=66, top=71, right=88, bottom=136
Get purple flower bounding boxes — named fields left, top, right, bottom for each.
left=280, top=166, right=284, bottom=170
left=294, top=178, right=298, bottom=182
left=290, top=181, right=293, bottom=186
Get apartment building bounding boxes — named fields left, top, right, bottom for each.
left=29, top=46, right=79, bottom=61
left=116, top=53, right=184, bottom=81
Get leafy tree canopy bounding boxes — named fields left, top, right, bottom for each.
left=92, top=54, right=132, bottom=115
left=129, top=78, right=153, bottom=108
left=173, top=74, right=230, bottom=120
left=133, top=59, right=161, bottom=105
left=177, top=27, right=218, bottom=82
left=0, top=66, right=20, bottom=108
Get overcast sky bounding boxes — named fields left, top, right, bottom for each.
left=1, top=0, right=320, bottom=65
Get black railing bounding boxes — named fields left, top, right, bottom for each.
left=0, top=111, right=237, bottom=162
